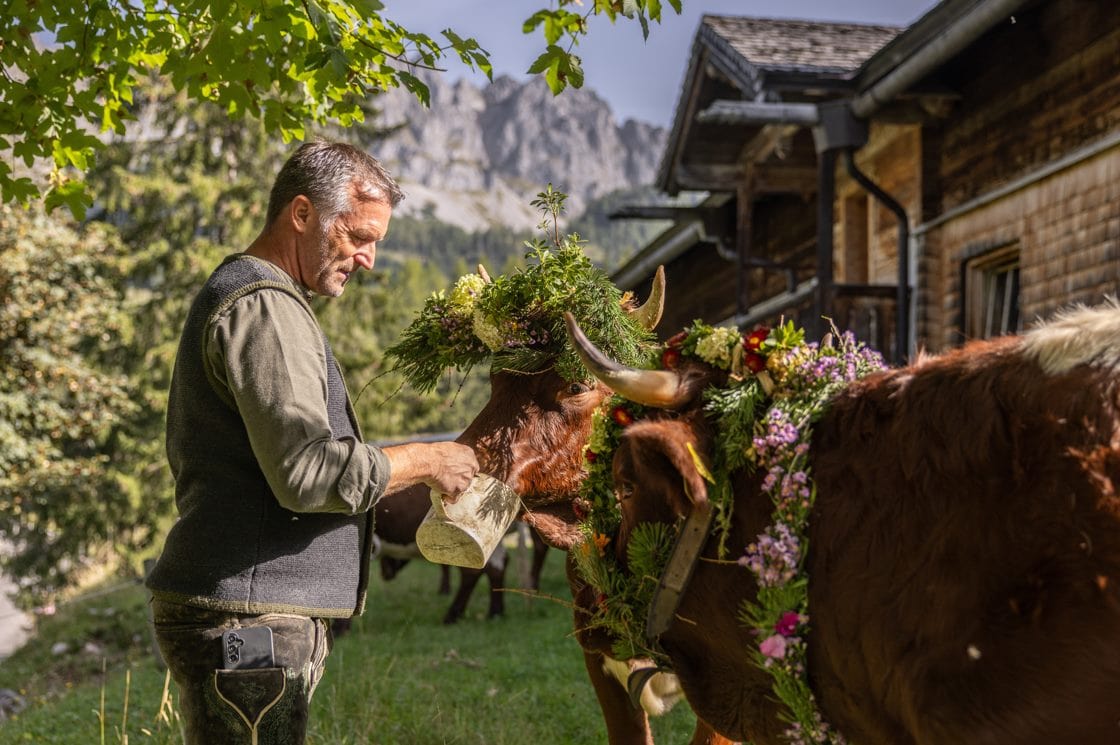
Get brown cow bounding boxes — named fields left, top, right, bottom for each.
left=389, top=265, right=734, bottom=744
left=566, top=302, right=1120, bottom=744
left=456, top=365, right=733, bottom=745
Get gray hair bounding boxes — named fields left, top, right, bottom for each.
left=265, top=141, right=404, bottom=229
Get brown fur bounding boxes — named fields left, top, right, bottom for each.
left=603, top=336, right=1120, bottom=744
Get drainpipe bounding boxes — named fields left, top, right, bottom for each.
left=813, top=149, right=836, bottom=342
left=811, top=102, right=867, bottom=345
left=842, top=150, right=910, bottom=364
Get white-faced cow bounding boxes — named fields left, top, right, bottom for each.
left=565, top=301, right=1120, bottom=745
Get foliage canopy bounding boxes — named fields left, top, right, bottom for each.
left=1, top=0, right=682, bottom=216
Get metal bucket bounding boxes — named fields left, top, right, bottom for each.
left=415, top=473, right=521, bottom=569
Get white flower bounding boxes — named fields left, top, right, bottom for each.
left=473, top=308, right=507, bottom=351
left=695, top=326, right=740, bottom=369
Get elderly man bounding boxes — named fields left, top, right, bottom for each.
left=146, top=141, right=478, bottom=744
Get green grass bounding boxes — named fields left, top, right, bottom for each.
left=0, top=552, right=697, bottom=743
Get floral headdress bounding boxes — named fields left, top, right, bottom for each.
left=573, top=319, right=886, bottom=745
left=386, top=188, right=656, bottom=392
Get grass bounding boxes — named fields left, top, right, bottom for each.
left=0, top=550, right=697, bottom=743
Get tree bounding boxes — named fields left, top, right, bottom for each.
left=1, top=0, right=681, bottom=216
left=0, top=204, right=151, bottom=601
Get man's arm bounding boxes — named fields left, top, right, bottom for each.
left=381, top=441, right=478, bottom=497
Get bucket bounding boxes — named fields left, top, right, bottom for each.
left=415, top=473, right=521, bottom=569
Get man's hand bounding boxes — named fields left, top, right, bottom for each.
left=382, top=441, right=480, bottom=498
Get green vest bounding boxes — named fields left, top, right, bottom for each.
left=146, top=255, right=373, bottom=618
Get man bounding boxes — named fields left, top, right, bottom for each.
left=145, top=141, right=479, bottom=744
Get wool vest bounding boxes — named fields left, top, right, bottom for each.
left=146, top=254, right=373, bottom=618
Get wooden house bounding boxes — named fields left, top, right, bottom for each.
left=615, top=0, right=1120, bottom=362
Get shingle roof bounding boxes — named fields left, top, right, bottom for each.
left=703, top=15, right=902, bottom=75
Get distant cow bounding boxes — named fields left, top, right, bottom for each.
left=373, top=482, right=549, bottom=624
left=567, top=302, right=1120, bottom=744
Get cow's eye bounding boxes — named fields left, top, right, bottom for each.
left=615, top=483, right=634, bottom=501
left=566, top=382, right=590, bottom=396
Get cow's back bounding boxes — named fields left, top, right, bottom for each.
left=808, top=333, right=1120, bottom=744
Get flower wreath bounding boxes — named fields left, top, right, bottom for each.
left=386, top=189, right=656, bottom=391
left=572, top=318, right=886, bottom=745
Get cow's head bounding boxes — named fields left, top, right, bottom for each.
left=564, top=312, right=723, bottom=553
left=456, top=368, right=609, bottom=548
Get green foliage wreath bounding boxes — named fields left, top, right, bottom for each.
left=386, top=187, right=656, bottom=391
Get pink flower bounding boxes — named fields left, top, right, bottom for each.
left=759, top=634, right=787, bottom=659
left=775, top=611, right=802, bottom=637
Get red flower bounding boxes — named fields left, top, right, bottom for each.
left=666, top=330, right=689, bottom=348
left=661, top=347, right=681, bottom=369
left=610, top=406, right=634, bottom=427
left=743, top=327, right=769, bottom=352
left=775, top=611, right=802, bottom=637
left=744, top=352, right=766, bottom=373
left=584, top=448, right=598, bottom=464
left=572, top=499, right=590, bottom=521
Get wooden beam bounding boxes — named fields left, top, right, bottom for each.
left=738, top=124, right=802, bottom=168
left=752, top=163, right=818, bottom=196
left=672, top=162, right=743, bottom=191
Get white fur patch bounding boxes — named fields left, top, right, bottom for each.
left=601, top=656, right=685, bottom=716
left=1021, top=297, right=1120, bottom=375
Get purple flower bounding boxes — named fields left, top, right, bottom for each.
left=738, top=523, right=801, bottom=587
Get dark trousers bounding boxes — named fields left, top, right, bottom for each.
left=151, top=599, right=333, bottom=745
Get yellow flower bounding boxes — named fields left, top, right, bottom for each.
left=449, top=274, right=486, bottom=311
left=593, top=533, right=610, bottom=556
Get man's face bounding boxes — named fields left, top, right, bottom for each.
left=300, top=186, right=392, bottom=297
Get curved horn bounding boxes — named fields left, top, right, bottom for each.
left=627, top=265, right=665, bottom=331
left=564, top=312, right=692, bottom=409
left=477, top=264, right=492, bottom=283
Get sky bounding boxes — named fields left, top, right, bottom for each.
left=384, top=0, right=942, bottom=128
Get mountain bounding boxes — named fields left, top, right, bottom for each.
left=370, top=73, right=667, bottom=232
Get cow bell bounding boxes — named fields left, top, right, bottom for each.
left=416, top=473, right=521, bottom=569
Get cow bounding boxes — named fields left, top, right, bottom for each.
left=563, top=301, right=1120, bottom=745
left=455, top=360, right=732, bottom=745
left=387, top=262, right=734, bottom=744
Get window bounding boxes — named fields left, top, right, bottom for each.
left=963, top=243, right=1020, bottom=340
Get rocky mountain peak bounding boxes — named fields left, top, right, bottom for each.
left=371, top=72, right=666, bottom=231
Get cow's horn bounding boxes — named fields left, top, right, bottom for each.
left=564, top=312, right=691, bottom=409
left=477, top=264, right=492, bottom=283
left=627, top=265, right=665, bottom=331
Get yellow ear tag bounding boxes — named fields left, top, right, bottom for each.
left=686, top=442, right=716, bottom=484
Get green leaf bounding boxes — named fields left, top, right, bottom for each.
left=43, top=178, right=92, bottom=219
left=397, top=71, right=430, bottom=107
left=522, top=10, right=550, bottom=34
left=527, top=45, right=563, bottom=75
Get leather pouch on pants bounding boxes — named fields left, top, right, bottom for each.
left=211, top=667, right=306, bottom=745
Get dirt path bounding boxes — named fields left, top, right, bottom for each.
left=0, top=569, right=30, bottom=659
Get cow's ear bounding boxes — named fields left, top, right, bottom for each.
left=623, top=419, right=712, bottom=512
